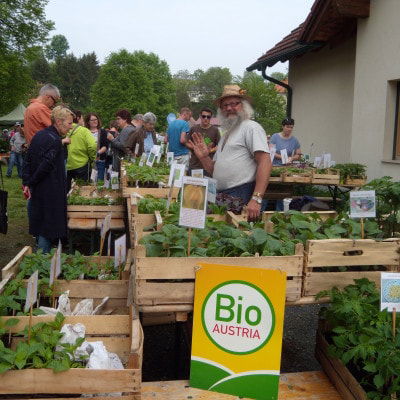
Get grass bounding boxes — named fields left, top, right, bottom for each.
left=0, top=165, right=35, bottom=269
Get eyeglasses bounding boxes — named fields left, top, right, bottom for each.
left=90, top=118, right=98, bottom=121
left=221, top=101, right=241, bottom=109
left=48, top=94, right=58, bottom=104
left=201, top=115, right=212, bottom=119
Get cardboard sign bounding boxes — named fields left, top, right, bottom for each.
left=280, top=148, right=288, bottom=165
left=110, top=171, right=119, bottom=190
left=190, top=264, right=286, bottom=400
left=381, top=272, right=400, bottom=312
left=114, top=234, right=127, bottom=270
left=100, top=213, right=112, bottom=239
left=179, top=176, right=208, bottom=229
left=167, top=152, right=174, bottom=165
left=191, top=169, right=204, bottom=178
left=350, top=190, right=376, bottom=218
left=24, top=270, right=39, bottom=313
left=206, top=177, right=217, bottom=203
left=168, top=163, right=185, bottom=188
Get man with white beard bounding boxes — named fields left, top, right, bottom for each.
left=188, top=85, right=271, bottom=220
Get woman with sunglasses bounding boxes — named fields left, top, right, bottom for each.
left=84, top=112, right=108, bottom=181
left=187, top=107, right=220, bottom=176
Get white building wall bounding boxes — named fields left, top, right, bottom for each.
left=351, top=0, right=400, bottom=180
left=288, top=37, right=356, bottom=164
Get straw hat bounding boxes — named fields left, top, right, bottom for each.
left=215, top=84, right=252, bottom=106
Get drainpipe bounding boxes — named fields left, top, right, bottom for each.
left=261, top=66, right=292, bottom=119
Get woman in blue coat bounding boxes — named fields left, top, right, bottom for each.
left=22, top=106, right=74, bottom=253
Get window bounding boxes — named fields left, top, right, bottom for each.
left=393, top=82, right=400, bottom=159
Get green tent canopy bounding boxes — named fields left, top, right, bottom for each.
left=0, top=103, right=26, bottom=125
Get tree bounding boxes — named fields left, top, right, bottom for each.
left=240, top=71, right=286, bottom=134
left=45, top=35, right=69, bottom=61
left=31, top=56, right=52, bottom=83
left=0, top=0, right=54, bottom=54
left=173, top=70, right=196, bottom=110
left=91, top=50, right=176, bottom=130
left=269, top=71, right=288, bottom=82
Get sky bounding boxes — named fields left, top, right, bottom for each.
left=45, top=0, right=315, bottom=77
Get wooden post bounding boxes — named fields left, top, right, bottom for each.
left=360, top=217, right=364, bottom=239
left=28, top=304, right=33, bottom=343
left=118, top=245, right=122, bottom=280
left=187, top=228, right=192, bottom=257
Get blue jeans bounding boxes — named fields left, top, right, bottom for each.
left=37, top=235, right=52, bottom=254
left=219, top=181, right=255, bottom=204
left=6, top=151, right=23, bottom=177
left=96, top=160, right=106, bottom=181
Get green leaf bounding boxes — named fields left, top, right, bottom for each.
left=364, top=363, right=377, bottom=373
left=373, top=374, right=385, bottom=389
left=4, top=318, right=19, bottom=328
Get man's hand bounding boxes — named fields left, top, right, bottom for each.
left=62, top=137, right=71, bottom=145
left=187, top=132, right=210, bottom=160
left=107, top=132, right=114, bottom=141
left=22, top=185, right=31, bottom=200
left=246, top=199, right=261, bottom=221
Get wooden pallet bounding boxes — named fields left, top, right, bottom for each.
left=303, top=239, right=400, bottom=298
left=1, top=247, right=132, bottom=314
left=141, top=372, right=343, bottom=399
left=344, top=177, right=366, bottom=186
left=0, top=314, right=143, bottom=399
left=315, top=325, right=367, bottom=400
left=133, top=243, right=304, bottom=317
left=282, top=172, right=312, bottom=184
left=312, top=170, right=340, bottom=185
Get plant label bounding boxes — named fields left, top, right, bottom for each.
left=168, top=163, right=185, bottom=188
left=167, top=152, right=174, bottom=165
left=190, top=264, right=286, bottom=400
left=100, top=213, right=112, bottom=239
left=49, top=242, right=62, bottom=286
left=313, top=156, right=322, bottom=168
left=191, top=169, right=204, bottom=178
left=179, top=176, right=208, bottom=229
left=205, top=177, right=217, bottom=203
left=138, top=153, right=147, bottom=167
left=90, top=168, right=98, bottom=183
left=381, top=272, right=400, bottom=312
left=323, top=153, right=331, bottom=169
left=146, top=145, right=160, bottom=167
left=114, top=234, right=127, bottom=270
left=24, top=270, right=39, bottom=313
left=49, top=251, right=57, bottom=286
left=350, top=190, right=376, bottom=218
left=269, top=143, right=276, bottom=164
left=110, top=171, right=119, bottom=190
left=280, top=148, right=289, bottom=164
left=134, top=143, right=139, bottom=156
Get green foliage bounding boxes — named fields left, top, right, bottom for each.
left=125, top=162, right=170, bottom=186
left=0, top=313, right=86, bottom=374
left=30, top=55, right=52, bottom=83
left=335, top=163, right=367, bottom=182
left=0, top=138, right=10, bottom=153
left=91, top=50, right=176, bottom=129
left=363, top=176, right=400, bottom=237
left=239, top=71, right=286, bottom=134
left=45, top=35, right=69, bottom=61
left=67, top=194, right=122, bottom=206
left=318, top=279, right=400, bottom=399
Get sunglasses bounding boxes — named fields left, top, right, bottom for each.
left=201, top=115, right=212, bottom=119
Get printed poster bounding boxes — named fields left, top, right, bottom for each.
left=190, top=263, right=286, bottom=400
left=381, top=272, right=400, bottom=312
left=179, top=176, right=208, bottom=229
left=350, top=190, right=376, bottom=218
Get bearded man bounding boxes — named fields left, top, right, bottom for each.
left=188, top=85, right=271, bottom=220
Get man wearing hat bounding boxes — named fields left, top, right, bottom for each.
left=188, top=84, right=271, bottom=220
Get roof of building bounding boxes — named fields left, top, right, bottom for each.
left=247, top=0, right=370, bottom=72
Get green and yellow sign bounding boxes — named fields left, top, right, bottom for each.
left=190, top=263, right=286, bottom=400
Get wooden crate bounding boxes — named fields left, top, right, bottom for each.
left=344, top=177, right=367, bottom=186
left=282, top=171, right=312, bottom=183
left=311, top=170, right=340, bottom=185
left=0, top=314, right=143, bottom=399
left=302, top=239, right=400, bottom=298
left=133, top=243, right=304, bottom=316
left=315, top=324, right=367, bottom=400
left=269, top=176, right=282, bottom=183
left=1, top=247, right=132, bottom=314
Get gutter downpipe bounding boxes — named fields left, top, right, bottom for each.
left=261, top=66, right=292, bottom=119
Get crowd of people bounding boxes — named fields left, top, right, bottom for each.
left=3, top=82, right=302, bottom=253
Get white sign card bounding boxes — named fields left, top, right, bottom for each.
left=114, top=234, right=127, bottom=270
left=110, top=171, right=119, bottom=190
left=313, top=156, right=322, bottom=168
left=167, top=152, right=174, bottom=165
left=101, top=213, right=112, bottom=239
left=24, top=270, right=39, bottom=312
left=134, top=143, right=139, bottom=156
left=146, top=145, right=160, bottom=167
left=206, top=177, right=217, bottom=203
left=49, top=242, right=62, bottom=286
left=323, top=153, right=331, bottom=169
left=179, top=176, right=208, bottom=229
left=269, top=143, right=276, bottom=164
left=107, top=232, right=112, bottom=256
left=280, top=148, right=289, bottom=165
left=90, top=168, right=98, bottom=183
left=191, top=169, right=204, bottom=178
left=138, top=153, right=147, bottom=167
left=350, top=190, right=376, bottom=218
left=168, top=163, right=185, bottom=188
left=381, top=272, right=400, bottom=312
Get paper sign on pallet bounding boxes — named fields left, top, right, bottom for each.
left=381, top=272, right=400, bottom=312
left=24, top=270, right=39, bottom=313
left=190, top=263, right=286, bottom=400
left=350, top=190, right=376, bottom=218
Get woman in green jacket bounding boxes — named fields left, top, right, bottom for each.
left=66, top=110, right=97, bottom=190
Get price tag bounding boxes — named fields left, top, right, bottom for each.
left=24, top=270, right=38, bottom=312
